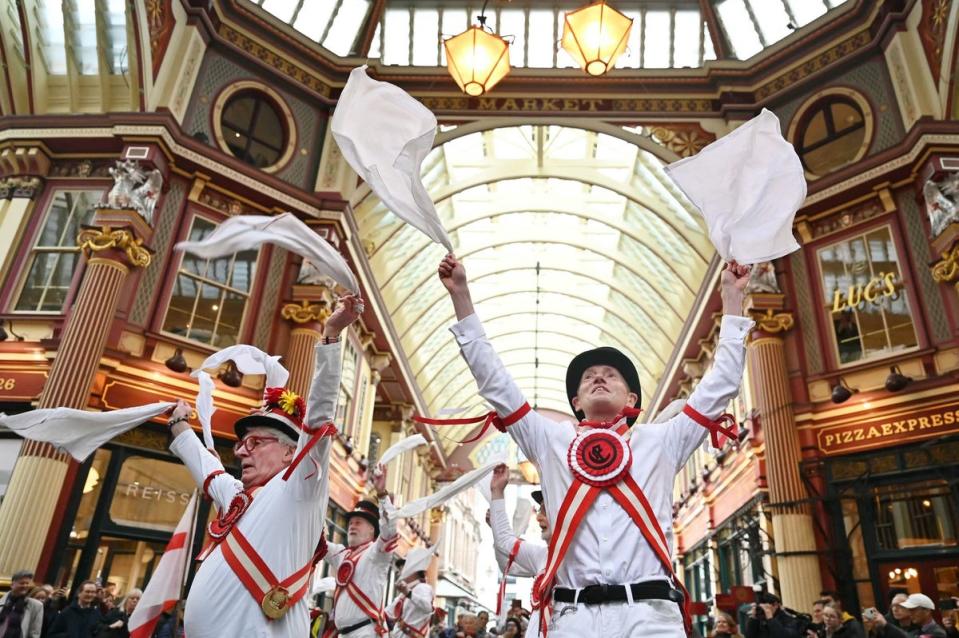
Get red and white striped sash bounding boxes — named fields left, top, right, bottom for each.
left=496, top=539, right=523, bottom=616
left=331, top=542, right=388, bottom=636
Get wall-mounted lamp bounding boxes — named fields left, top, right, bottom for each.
left=218, top=360, right=243, bottom=387
left=831, top=377, right=858, bottom=404
left=164, top=347, right=189, bottom=373
left=884, top=366, right=912, bottom=392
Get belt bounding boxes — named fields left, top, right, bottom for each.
left=553, top=581, right=682, bottom=606
left=339, top=618, right=374, bottom=635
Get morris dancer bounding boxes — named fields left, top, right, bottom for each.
left=438, top=254, right=751, bottom=637
left=489, top=465, right=548, bottom=637
left=166, top=296, right=363, bottom=638
left=390, top=548, right=435, bottom=638
left=322, top=466, right=398, bottom=637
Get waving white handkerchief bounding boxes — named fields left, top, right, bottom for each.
left=512, top=499, right=533, bottom=536
left=332, top=66, right=453, bottom=251
left=377, top=434, right=427, bottom=468
left=195, top=371, right=216, bottom=449
left=0, top=402, right=174, bottom=461
left=389, top=462, right=498, bottom=520
left=664, top=108, right=804, bottom=264
left=175, top=212, right=358, bottom=292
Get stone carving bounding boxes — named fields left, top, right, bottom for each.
left=923, top=175, right=959, bottom=238
left=102, top=160, right=163, bottom=224
left=745, top=261, right=781, bottom=294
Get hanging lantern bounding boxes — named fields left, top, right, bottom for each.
left=444, top=20, right=511, bottom=97
left=561, top=1, right=633, bottom=76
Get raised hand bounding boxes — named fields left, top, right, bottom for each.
left=490, top=463, right=509, bottom=499
left=372, top=464, right=388, bottom=497
left=720, top=260, right=751, bottom=316
left=324, top=294, right=364, bottom=338
left=437, top=254, right=468, bottom=294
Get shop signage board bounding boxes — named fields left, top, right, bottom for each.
left=0, top=369, right=47, bottom=401
left=817, top=401, right=959, bottom=455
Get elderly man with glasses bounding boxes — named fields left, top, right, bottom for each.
left=165, top=295, right=363, bottom=638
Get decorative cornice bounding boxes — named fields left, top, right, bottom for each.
left=77, top=226, right=152, bottom=268
left=280, top=299, right=330, bottom=324
left=750, top=309, right=795, bottom=334
left=931, top=245, right=959, bottom=283
left=754, top=30, right=872, bottom=101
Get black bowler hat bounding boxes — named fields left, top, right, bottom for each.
left=565, top=346, right=642, bottom=422
left=531, top=490, right=543, bottom=506
left=346, top=500, right=380, bottom=537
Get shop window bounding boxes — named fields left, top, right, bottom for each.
left=161, top=216, right=258, bottom=347
left=14, top=190, right=101, bottom=312
left=873, top=481, right=958, bottom=550
left=0, top=438, right=22, bottom=498
left=716, top=515, right=762, bottom=591
left=336, top=339, right=360, bottom=435
left=220, top=90, right=287, bottom=169
left=683, top=543, right=713, bottom=636
left=818, top=225, right=918, bottom=365
left=109, top=455, right=195, bottom=531
left=796, top=96, right=867, bottom=176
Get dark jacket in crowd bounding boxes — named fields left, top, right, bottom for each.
left=910, top=620, right=948, bottom=638
left=47, top=603, right=103, bottom=638
left=944, top=624, right=959, bottom=638
left=94, top=609, right=131, bottom=638
left=838, top=619, right=867, bottom=638
left=869, top=622, right=910, bottom=638
left=744, top=608, right=804, bottom=638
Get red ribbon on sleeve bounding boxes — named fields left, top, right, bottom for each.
left=681, top=405, right=738, bottom=448
left=413, top=402, right=531, bottom=444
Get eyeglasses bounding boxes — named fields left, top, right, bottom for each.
left=233, top=435, right=279, bottom=454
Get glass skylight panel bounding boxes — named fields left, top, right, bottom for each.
left=750, top=0, right=791, bottom=45
left=440, top=9, right=468, bottom=66
left=784, top=0, right=828, bottom=26
left=411, top=8, right=439, bottom=65
left=383, top=8, right=411, bottom=65
left=260, top=0, right=298, bottom=23
left=643, top=11, right=671, bottom=68
left=368, top=22, right=382, bottom=57
left=717, top=0, right=763, bottom=59
left=615, top=9, right=641, bottom=68
left=673, top=11, right=702, bottom=68
left=103, top=0, right=127, bottom=73
left=66, top=0, right=98, bottom=74
left=323, top=0, right=370, bottom=55
left=500, top=9, right=525, bottom=67
left=292, top=2, right=336, bottom=41
left=527, top=10, right=555, bottom=68
left=703, top=22, right=717, bottom=60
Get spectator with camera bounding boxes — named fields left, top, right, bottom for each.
left=861, top=606, right=908, bottom=638
left=899, top=594, right=947, bottom=638
left=745, top=592, right=804, bottom=638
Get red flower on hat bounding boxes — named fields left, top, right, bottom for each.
left=262, top=387, right=306, bottom=420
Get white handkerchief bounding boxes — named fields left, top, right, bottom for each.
left=192, top=345, right=289, bottom=388
left=195, top=371, right=216, bottom=449
left=175, top=212, right=358, bottom=292
left=664, top=109, right=805, bottom=264
left=0, top=402, right=174, bottom=461
left=378, top=434, right=427, bottom=468
left=332, top=66, right=453, bottom=251
left=389, top=462, right=498, bottom=520
left=399, top=545, right=439, bottom=581
left=512, top=499, right=532, bottom=536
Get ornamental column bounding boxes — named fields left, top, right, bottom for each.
left=280, top=283, right=333, bottom=398
left=0, top=206, right=153, bottom=579
left=745, top=288, right=823, bottom=609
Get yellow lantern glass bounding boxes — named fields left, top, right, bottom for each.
left=561, top=1, right=633, bottom=76
left=444, top=25, right=511, bottom=96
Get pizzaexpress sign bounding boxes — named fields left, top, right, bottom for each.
left=817, top=402, right=959, bottom=455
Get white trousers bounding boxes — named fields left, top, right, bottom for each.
left=338, top=622, right=377, bottom=638
left=546, top=599, right=685, bottom=638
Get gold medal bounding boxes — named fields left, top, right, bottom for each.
left=260, top=585, right=291, bottom=620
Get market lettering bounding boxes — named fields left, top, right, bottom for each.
left=819, top=406, right=959, bottom=453
left=831, top=272, right=898, bottom=313
left=476, top=97, right=604, bottom=112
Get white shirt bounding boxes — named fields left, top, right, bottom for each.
left=170, top=342, right=340, bottom=638
left=325, top=498, right=398, bottom=628
left=490, top=499, right=545, bottom=637
left=390, top=582, right=433, bottom=637
left=451, top=313, right=752, bottom=590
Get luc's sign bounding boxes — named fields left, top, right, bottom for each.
left=830, top=273, right=898, bottom=313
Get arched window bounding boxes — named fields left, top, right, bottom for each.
left=219, top=90, right=287, bottom=169
left=795, top=96, right=867, bottom=176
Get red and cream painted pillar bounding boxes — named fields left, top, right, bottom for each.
left=280, top=284, right=333, bottom=398
left=0, top=207, right=153, bottom=579
left=745, top=291, right=823, bottom=609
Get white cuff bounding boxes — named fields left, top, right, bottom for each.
left=719, top=315, right=754, bottom=341
left=449, top=313, right=485, bottom=344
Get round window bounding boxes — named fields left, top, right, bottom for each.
left=220, top=90, right=287, bottom=169
left=795, top=96, right=867, bottom=176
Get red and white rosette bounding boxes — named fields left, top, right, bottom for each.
left=208, top=491, right=252, bottom=540
left=567, top=427, right=632, bottom=488
left=335, top=559, right=355, bottom=587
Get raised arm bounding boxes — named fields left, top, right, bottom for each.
left=662, top=262, right=754, bottom=470
left=373, top=465, right=398, bottom=557
left=489, top=464, right=544, bottom=577
left=439, top=255, right=552, bottom=462
left=167, top=400, right=242, bottom=512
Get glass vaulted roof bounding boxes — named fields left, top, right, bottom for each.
left=354, top=125, right=715, bottom=454
left=250, top=0, right=851, bottom=65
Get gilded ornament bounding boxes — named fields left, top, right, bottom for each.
left=931, top=245, right=959, bottom=283
left=280, top=299, right=330, bottom=324
left=648, top=126, right=711, bottom=158
left=77, top=227, right=152, bottom=268
left=751, top=308, right=794, bottom=333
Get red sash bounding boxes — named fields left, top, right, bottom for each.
left=394, top=586, right=431, bottom=637
left=497, top=539, right=523, bottom=616
left=531, top=416, right=693, bottom=637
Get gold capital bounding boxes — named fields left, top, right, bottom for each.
left=931, top=246, right=959, bottom=284
left=77, top=226, right=151, bottom=268
left=751, top=308, right=795, bottom=333
left=280, top=299, right=330, bottom=324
